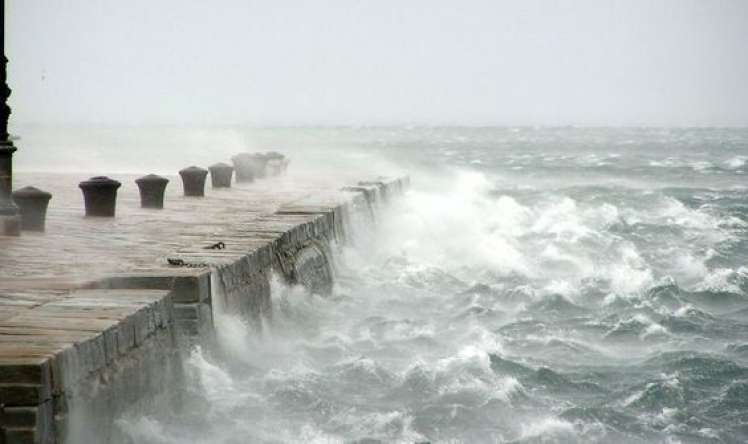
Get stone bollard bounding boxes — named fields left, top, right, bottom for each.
left=251, top=153, right=269, bottom=178
left=79, top=176, right=121, bottom=217
left=208, top=163, right=234, bottom=188
left=265, top=159, right=280, bottom=176
left=11, top=186, right=52, bottom=231
left=135, top=174, right=169, bottom=209
left=263, top=152, right=282, bottom=177
left=231, top=153, right=255, bottom=183
left=179, top=166, right=208, bottom=197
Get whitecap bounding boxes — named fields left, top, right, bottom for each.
left=725, top=156, right=747, bottom=170
left=519, top=417, right=578, bottom=441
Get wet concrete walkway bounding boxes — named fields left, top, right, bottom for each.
left=0, top=171, right=351, bottom=282
left=0, top=167, right=408, bottom=443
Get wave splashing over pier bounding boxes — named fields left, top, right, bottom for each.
left=116, top=127, right=748, bottom=443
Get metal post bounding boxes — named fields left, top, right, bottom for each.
left=0, top=0, right=20, bottom=236
left=0, top=402, right=6, bottom=444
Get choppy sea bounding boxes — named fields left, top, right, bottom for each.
left=19, top=126, right=748, bottom=443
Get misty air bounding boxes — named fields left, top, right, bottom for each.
left=1, top=1, right=747, bottom=443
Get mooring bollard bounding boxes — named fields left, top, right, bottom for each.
left=265, top=158, right=281, bottom=176
left=11, top=186, right=52, bottom=231
left=135, top=174, right=169, bottom=209
left=231, top=153, right=255, bottom=183
left=209, top=162, right=234, bottom=188
left=179, top=166, right=208, bottom=197
left=79, top=176, right=121, bottom=217
left=264, top=152, right=284, bottom=176
left=251, top=153, right=269, bottom=178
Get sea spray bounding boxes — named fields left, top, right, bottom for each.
left=116, top=127, right=748, bottom=443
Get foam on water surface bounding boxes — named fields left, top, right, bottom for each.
left=95, top=126, right=748, bottom=443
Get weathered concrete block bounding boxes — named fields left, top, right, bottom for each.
left=292, top=243, right=334, bottom=296
left=115, top=317, right=136, bottom=356
left=77, top=332, right=107, bottom=378
left=150, top=295, right=174, bottom=329
left=95, top=271, right=211, bottom=304
left=214, top=259, right=272, bottom=326
left=50, top=345, right=79, bottom=396
left=101, top=326, right=118, bottom=365
left=131, top=308, right=151, bottom=347
left=174, top=302, right=213, bottom=337
left=0, top=367, right=54, bottom=443
left=0, top=383, right=49, bottom=407
left=173, top=302, right=211, bottom=322
left=0, top=357, right=52, bottom=387
left=0, top=405, right=47, bottom=429
left=2, top=401, right=53, bottom=444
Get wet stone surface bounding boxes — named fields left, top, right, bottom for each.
left=0, top=171, right=351, bottom=282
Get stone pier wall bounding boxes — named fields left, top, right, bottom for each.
left=163, top=176, right=409, bottom=332
left=0, top=289, right=179, bottom=444
left=0, top=175, right=409, bottom=443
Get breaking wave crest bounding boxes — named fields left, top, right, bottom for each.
left=117, top=128, right=748, bottom=443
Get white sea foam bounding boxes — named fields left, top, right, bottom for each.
left=725, top=156, right=747, bottom=169
left=186, top=347, right=247, bottom=413
left=519, top=417, right=577, bottom=441
left=113, top=129, right=747, bottom=442
left=694, top=267, right=747, bottom=294
left=116, top=417, right=179, bottom=444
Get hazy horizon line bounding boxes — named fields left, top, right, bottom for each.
left=9, top=122, right=748, bottom=131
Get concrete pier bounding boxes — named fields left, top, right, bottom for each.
left=0, top=169, right=408, bottom=443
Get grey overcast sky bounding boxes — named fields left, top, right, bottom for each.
left=6, top=0, right=748, bottom=127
